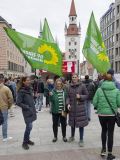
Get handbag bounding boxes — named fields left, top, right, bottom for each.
left=101, top=88, right=120, bottom=127
left=0, top=109, right=4, bottom=125
left=61, top=110, right=67, bottom=118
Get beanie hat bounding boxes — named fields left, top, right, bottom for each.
left=107, top=68, right=114, bottom=75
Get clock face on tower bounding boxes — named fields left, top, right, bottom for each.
left=71, top=37, right=75, bottom=42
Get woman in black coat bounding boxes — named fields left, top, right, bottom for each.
left=16, top=76, right=37, bottom=150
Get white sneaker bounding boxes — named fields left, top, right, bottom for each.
left=3, top=137, right=13, bottom=142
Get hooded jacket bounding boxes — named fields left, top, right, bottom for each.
left=93, top=81, right=120, bottom=115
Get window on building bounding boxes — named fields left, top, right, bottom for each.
left=69, top=55, right=71, bottom=59
left=110, top=11, right=112, bottom=20
left=117, top=5, right=119, bottom=15
left=22, top=66, right=24, bottom=72
left=112, top=23, right=114, bottom=33
left=116, top=48, right=119, bottom=56
left=116, top=34, right=119, bottom=42
left=111, top=49, right=113, bottom=59
left=119, top=61, right=120, bottom=73
left=104, top=29, right=107, bottom=38
left=116, top=19, right=119, bottom=29
left=107, top=27, right=109, bottom=35
left=112, top=35, right=114, bottom=46
left=107, top=39, right=109, bottom=48
left=107, top=14, right=110, bottom=22
left=72, top=17, right=74, bottom=21
left=110, top=25, right=112, bottom=32
left=104, top=40, right=107, bottom=48
left=74, top=49, right=77, bottom=52
left=7, top=51, right=9, bottom=58
left=74, top=42, right=77, bottom=45
left=115, top=62, right=118, bottom=73
left=69, top=49, right=71, bottom=52
left=69, top=42, right=71, bottom=46
left=113, top=9, right=115, bottom=17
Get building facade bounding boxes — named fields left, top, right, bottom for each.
left=100, top=0, right=120, bottom=73
left=64, top=0, right=81, bottom=75
left=0, top=16, right=32, bottom=77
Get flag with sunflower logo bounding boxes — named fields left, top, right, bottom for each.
left=4, top=27, right=62, bottom=76
left=82, top=12, right=111, bottom=73
left=42, top=18, right=55, bottom=43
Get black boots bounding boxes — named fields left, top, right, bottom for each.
left=63, top=137, right=67, bottom=142
left=22, top=140, right=35, bottom=150
left=27, top=140, right=35, bottom=145
left=22, top=143, right=29, bottom=150
left=52, top=137, right=57, bottom=142
left=107, top=154, right=115, bottom=160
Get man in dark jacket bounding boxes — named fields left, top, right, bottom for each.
left=83, top=75, right=95, bottom=121
left=35, top=76, right=44, bottom=111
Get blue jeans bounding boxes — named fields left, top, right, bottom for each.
left=1, top=110, right=8, bottom=139
left=85, top=100, right=91, bottom=120
left=71, top=126, right=84, bottom=140
left=35, top=94, right=43, bottom=111
left=23, top=122, right=33, bottom=143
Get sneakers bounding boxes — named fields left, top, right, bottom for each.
left=100, top=148, right=106, bottom=156
left=107, top=154, right=115, bottom=160
left=63, top=137, right=67, bottom=142
left=52, top=137, right=57, bottom=142
left=22, top=143, right=29, bottom=150
left=27, top=140, right=35, bottom=145
left=79, top=140, right=84, bottom=147
left=3, top=137, right=13, bottom=142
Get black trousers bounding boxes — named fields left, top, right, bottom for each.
left=46, top=95, right=50, bottom=106
left=52, top=113, right=66, bottom=138
left=99, top=116, right=116, bottom=152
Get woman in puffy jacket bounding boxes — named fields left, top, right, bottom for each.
left=93, top=74, right=120, bottom=160
left=17, top=77, right=37, bottom=150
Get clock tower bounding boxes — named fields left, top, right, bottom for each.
left=64, top=0, right=81, bottom=74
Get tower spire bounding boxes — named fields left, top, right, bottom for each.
left=69, top=0, right=77, bottom=17
left=39, top=20, right=42, bottom=37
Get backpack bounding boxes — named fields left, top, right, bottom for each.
left=84, top=81, right=96, bottom=100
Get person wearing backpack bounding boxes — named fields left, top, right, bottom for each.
left=83, top=75, right=95, bottom=121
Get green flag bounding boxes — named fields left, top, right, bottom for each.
left=42, top=18, right=54, bottom=43
left=82, top=12, right=110, bottom=73
left=4, top=27, right=62, bottom=76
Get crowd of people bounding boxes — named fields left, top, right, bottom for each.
left=0, top=69, right=120, bottom=160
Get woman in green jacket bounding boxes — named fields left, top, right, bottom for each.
left=50, top=79, right=67, bottom=143
left=93, top=74, right=120, bottom=160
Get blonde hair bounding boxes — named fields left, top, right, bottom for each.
left=55, top=78, right=64, bottom=89
left=104, top=74, right=112, bottom=81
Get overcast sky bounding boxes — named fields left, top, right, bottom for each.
left=0, top=0, right=114, bottom=61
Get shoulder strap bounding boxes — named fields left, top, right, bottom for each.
left=101, top=88, right=116, bottom=115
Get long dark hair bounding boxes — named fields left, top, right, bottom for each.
left=17, top=76, right=29, bottom=91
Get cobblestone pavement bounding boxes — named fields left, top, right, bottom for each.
left=0, top=105, right=120, bottom=160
